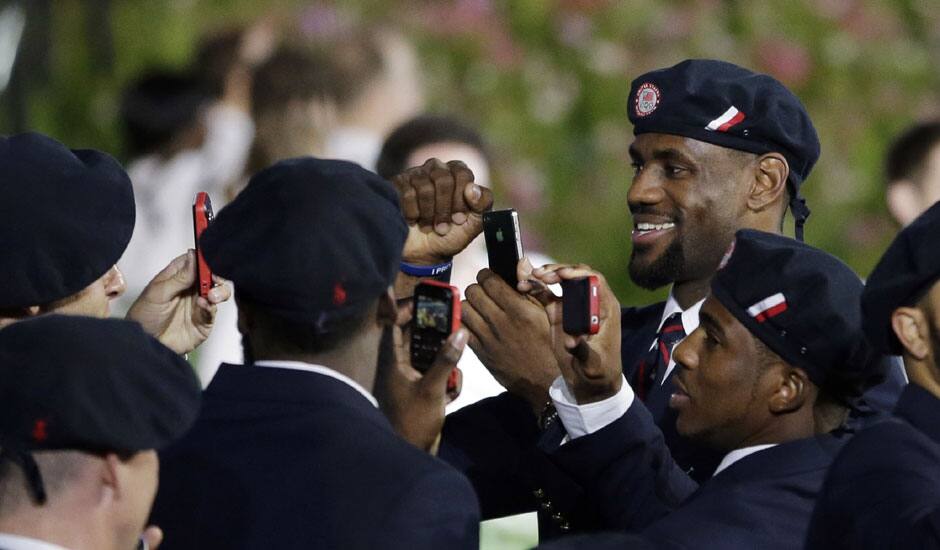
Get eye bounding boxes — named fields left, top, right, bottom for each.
left=630, top=161, right=644, bottom=175
left=664, top=164, right=687, bottom=178
left=703, top=330, right=719, bottom=348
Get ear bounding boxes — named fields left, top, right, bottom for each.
left=747, top=153, right=789, bottom=213
left=886, top=181, right=922, bottom=227
left=376, top=287, right=398, bottom=326
left=100, top=453, right=122, bottom=505
left=768, top=366, right=809, bottom=414
left=892, top=306, right=930, bottom=360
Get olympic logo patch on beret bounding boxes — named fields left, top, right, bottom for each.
left=634, top=82, right=660, bottom=117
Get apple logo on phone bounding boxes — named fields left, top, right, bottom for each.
left=496, top=228, right=504, bottom=242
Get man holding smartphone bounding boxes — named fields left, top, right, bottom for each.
left=0, top=132, right=230, bottom=355
left=389, top=59, right=905, bottom=538
left=150, top=157, right=479, bottom=549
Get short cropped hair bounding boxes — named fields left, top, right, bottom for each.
left=237, top=295, right=372, bottom=360
left=119, top=71, right=209, bottom=157
left=376, top=115, right=490, bottom=180
left=885, top=121, right=940, bottom=186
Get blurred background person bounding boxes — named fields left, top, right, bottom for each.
left=884, top=121, right=940, bottom=227
left=117, top=23, right=267, bottom=314
left=377, top=113, right=554, bottom=410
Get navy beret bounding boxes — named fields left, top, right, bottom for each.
left=711, top=230, right=880, bottom=391
left=628, top=60, right=820, bottom=238
left=0, top=133, right=135, bottom=309
left=862, top=200, right=940, bottom=354
left=201, top=157, right=407, bottom=328
left=0, top=315, right=200, bottom=502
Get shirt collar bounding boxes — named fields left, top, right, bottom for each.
left=657, top=291, right=704, bottom=336
left=0, top=534, right=71, bottom=550
left=252, top=360, right=378, bottom=408
left=713, top=444, right=778, bottom=476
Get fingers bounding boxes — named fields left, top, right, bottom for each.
left=413, top=165, right=436, bottom=225
left=448, top=160, right=474, bottom=224
left=421, top=328, right=469, bottom=394
left=141, top=525, right=164, bottom=549
left=428, top=161, right=455, bottom=234
left=207, top=280, right=231, bottom=305
left=461, top=299, right=499, bottom=346
left=476, top=269, right=524, bottom=313
left=393, top=173, right=420, bottom=223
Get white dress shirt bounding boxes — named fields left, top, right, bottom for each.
left=653, top=293, right=704, bottom=384
left=712, top=444, right=778, bottom=475
left=252, top=360, right=378, bottom=408
left=0, top=533, right=70, bottom=550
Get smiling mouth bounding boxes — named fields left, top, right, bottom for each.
left=632, top=221, right=677, bottom=242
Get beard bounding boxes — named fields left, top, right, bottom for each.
left=629, top=236, right=686, bottom=290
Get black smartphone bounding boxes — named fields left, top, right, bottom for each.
left=561, top=276, right=601, bottom=336
left=411, top=281, right=461, bottom=373
left=482, top=209, right=524, bottom=289
left=192, top=192, right=215, bottom=298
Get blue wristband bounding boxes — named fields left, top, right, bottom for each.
left=400, top=261, right=453, bottom=277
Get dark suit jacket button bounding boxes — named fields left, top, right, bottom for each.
left=532, top=489, right=545, bottom=499
left=540, top=501, right=553, bottom=511
left=552, top=513, right=564, bottom=522
left=559, top=522, right=571, bottom=532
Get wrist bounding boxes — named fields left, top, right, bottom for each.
left=573, top=376, right=623, bottom=405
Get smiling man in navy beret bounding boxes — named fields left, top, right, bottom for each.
left=384, top=59, right=906, bottom=539
left=0, top=132, right=230, bottom=354
left=807, top=200, right=940, bottom=549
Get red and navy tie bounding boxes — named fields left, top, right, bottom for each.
left=634, top=312, right=686, bottom=401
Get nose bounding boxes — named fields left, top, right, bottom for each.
left=672, top=331, right=698, bottom=372
left=627, top=167, right=665, bottom=213
left=104, top=265, right=127, bottom=299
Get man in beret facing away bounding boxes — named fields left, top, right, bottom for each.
left=806, top=201, right=940, bottom=549
left=0, top=132, right=230, bottom=355
left=150, top=157, right=480, bottom=549
left=0, top=315, right=201, bottom=550
left=531, top=229, right=884, bottom=549
left=386, top=59, right=904, bottom=537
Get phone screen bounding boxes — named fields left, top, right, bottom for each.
left=416, top=294, right=451, bottom=333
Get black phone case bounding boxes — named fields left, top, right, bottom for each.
left=561, top=278, right=592, bottom=335
left=483, top=209, right=523, bottom=289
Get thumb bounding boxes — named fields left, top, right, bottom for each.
left=463, top=182, right=493, bottom=214
left=142, top=251, right=196, bottom=301
left=420, top=328, right=468, bottom=394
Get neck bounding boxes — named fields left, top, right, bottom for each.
left=905, top=355, right=940, bottom=400
left=731, top=411, right=816, bottom=451
left=250, top=328, right=381, bottom=394
left=0, top=509, right=105, bottom=550
left=672, top=276, right=712, bottom=310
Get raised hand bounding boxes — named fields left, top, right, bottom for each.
left=126, top=250, right=232, bottom=355
left=393, top=158, right=493, bottom=266
left=529, top=263, right=623, bottom=404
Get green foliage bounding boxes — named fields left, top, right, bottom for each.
left=8, top=0, right=940, bottom=306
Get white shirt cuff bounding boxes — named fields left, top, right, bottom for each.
left=548, top=374, right=634, bottom=440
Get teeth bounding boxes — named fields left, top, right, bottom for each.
left=636, top=222, right=676, bottom=231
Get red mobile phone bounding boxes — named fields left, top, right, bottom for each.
left=192, top=192, right=214, bottom=298
left=561, top=276, right=600, bottom=335
left=411, top=281, right=461, bottom=374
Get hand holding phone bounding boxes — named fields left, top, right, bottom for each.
left=410, top=281, right=461, bottom=374
left=561, top=276, right=601, bottom=335
left=483, top=209, right=524, bottom=289
left=192, top=192, right=214, bottom=298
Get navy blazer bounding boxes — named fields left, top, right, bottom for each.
left=440, top=302, right=906, bottom=539
left=151, top=364, right=480, bottom=550
left=544, top=398, right=847, bottom=549
left=806, top=383, right=940, bottom=550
